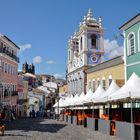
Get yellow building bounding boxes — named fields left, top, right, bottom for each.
left=59, top=84, right=68, bottom=97
left=86, top=56, right=124, bottom=92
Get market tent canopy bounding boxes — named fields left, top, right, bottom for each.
left=91, top=85, right=105, bottom=102
left=64, top=94, right=74, bottom=107
left=53, top=98, right=63, bottom=108
left=82, top=89, right=94, bottom=104
left=75, top=92, right=85, bottom=106
left=108, top=73, right=140, bottom=101
left=94, top=80, right=120, bottom=103
left=70, top=94, right=80, bottom=106
left=83, top=85, right=105, bottom=104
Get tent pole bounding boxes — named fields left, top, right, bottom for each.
left=107, top=102, right=110, bottom=135
left=130, top=98, right=134, bottom=140
left=92, top=103, right=94, bottom=118
left=107, top=102, right=110, bottom=120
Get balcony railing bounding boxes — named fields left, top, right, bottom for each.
left=11, top=91, right=18, bottom=96
left=4, top=90, right=18, bottom=96
left=0, top=49, right=19, bottom=63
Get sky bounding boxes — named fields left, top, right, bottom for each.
left=0, top=0, right=139, bottom=79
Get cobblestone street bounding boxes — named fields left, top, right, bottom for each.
left=0, top=118, right=121, bottom=140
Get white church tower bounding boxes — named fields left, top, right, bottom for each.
left=67, top=9, right=104, bottom=95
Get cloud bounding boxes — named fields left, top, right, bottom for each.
left=54, top=74, right=63, bottom=79
left=19, top=44, right=32, bottom=53
left=104, top=39, right=123, bottom=59
left=46, top=60, right=55, bottom=64
left=33, top=56, right=42, bottom=64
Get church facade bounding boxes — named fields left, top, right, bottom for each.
left=67, top=9, right=104, bottom=95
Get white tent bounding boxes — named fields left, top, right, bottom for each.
left=60, top=96, right=69, bottom=108
left=82, top=89, right=94, bottom=104
left=83, top=86, right=105, bottom=104
left=75, top=92, right=85, bottom=106
left=108, top=73, right=140, bottom=101
left=53, top=98, right=63, bottom=108
left=94, top=80, right=120, bottom=103
left=91, top=85, right=105, bottom=102
left=70, top=94, right=79, bottom=106
left=64, top=95, right=74, bottom=107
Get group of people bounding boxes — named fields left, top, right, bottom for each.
left=29, top=109, right=35, bottom=118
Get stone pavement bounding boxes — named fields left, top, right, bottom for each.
left=0, top=118, right=121, bottom=140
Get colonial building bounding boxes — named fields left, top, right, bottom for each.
left=59, top=84, right=68, bottom=98
left=0, top=34, right=19, bottom=112
left=119, top=13, right=140, bottom=80
left=86, top=56, right=124, bottom=92
left=17, top=74, right=28, bottom=117
left=67, top=9, right=104, bottom=95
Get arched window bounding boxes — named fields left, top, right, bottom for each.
left=89, top=79, right=91, bottom=89
left=92, top=79, right=95, bottom=92
left=102, top=77, right=106, bottom=90
left=68, top=51, right=70, bottom=60
left=108, top=75, right=112, bottom=86
left=127, top=32, right=135, bottom=55
left=80, top=37, right=83, bottom=51
left=138, top=28, right=140, bottom=52
left=91, top=34, right=97, bottom=49
left=97, top=78, right=100, bottom=87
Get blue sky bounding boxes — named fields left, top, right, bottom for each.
left=0, top=0, right=139, bottom=78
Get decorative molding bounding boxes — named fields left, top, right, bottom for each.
left=126, top=60, right=140, bottom=67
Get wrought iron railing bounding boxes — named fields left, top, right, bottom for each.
left=0, top=49, right=19, bottom=63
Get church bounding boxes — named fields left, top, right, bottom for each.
left=67, top=9, right=104, bottom=95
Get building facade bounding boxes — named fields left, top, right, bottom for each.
left=0, top=34, right=19, bottom=111
left=86, top=56, right=124, bottom=92
left=59, top=84, right=68, bottom=98
left=119, top=13, right=140, bottom=80
left=67, top=9, right=104, bottom=95
left=17, top=75, right=28, bottom=117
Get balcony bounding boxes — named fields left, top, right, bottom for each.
left=11, top=91, right=18, bottom=96
left=0, top=49, right=19, bottom=63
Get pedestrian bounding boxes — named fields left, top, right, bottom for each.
left=0, top=110, right=6, bottom=136
left=29, top=111, right=32, bottom=118
left=32, top=110, right=35, bottom=118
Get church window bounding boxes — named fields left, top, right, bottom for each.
left=68, top=51, right=70, bottom=60
left=127, top=32, right=135, bottom=55
left=91, top=34, right=97, bottom=49
left=80, top=37, right=83, bottom=51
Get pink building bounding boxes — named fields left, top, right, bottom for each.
left=0, top=34, right=20, bottom=113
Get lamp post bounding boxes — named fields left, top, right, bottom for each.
left=57, top=83, right=61, bottom=120
left=0, top=61, right=3, bottom=103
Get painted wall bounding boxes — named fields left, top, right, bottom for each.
left=124, top=21, right=140, bottom=80
left=125, top=22, right=140, bottom=65
left=87, top=64, right=124, bottom=91
left=127, top=64, right=140, bottom=79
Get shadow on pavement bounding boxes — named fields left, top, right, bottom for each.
left=5, top=118, right=67, bottom=133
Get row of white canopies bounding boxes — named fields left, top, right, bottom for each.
left=53, top=73, right=140, bottom=108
